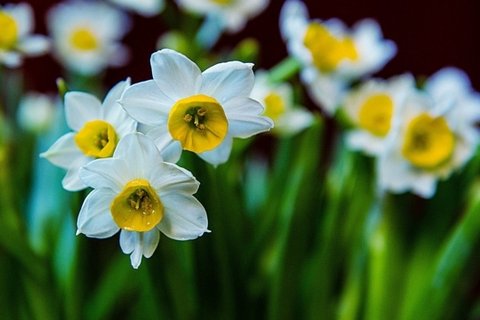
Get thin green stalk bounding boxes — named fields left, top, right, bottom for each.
left=268, top=57, right=302, bottom=83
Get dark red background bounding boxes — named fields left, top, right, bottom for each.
left=13, top=0, right=480, bottom=94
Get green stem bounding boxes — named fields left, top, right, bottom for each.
left=268, top=57, right=302, bottom=83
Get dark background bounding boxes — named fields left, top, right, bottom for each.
left=14, top=0, right=480, bottom=96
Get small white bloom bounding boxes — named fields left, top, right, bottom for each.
left=251, top=70, right=313, bottom=136
left=280, top=0, right=396, bottom=114
left=77, top=132, right=208, bottom=269
left=107, top=0, right=164, bottom=17
left=343, top=74, right=415, bottom=155
left=41, top=79, right=137, bottom=191
left=17, top=92, right=57, bottom=134
left=120, top=49, right=273, bottom=165
left=377, top=68, right=480, bottom=198
left=175, top=0, right=268, bottom=33
left=0, top=3, right=49, bottom=67
left=47, top=1, right=130, bottom=75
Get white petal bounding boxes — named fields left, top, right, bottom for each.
left=119, top=230, right=160, bottom=269
left=274, top=108, right=314, bottom=135
left=17, top=36, right=50, bottom=56
left=198, top=135, right=233, bottom=166
left=280, top=0, right=309, bottom=41
left=141, top=229, right=160, bottom=258
left=77, top=189, right=119, bottom=238
left=144, top=125, right=182, bottom=163
left=40, top=133, right=87, bottom=169
left=102, top=78, right=131, bottom=118
left=225, top=97, right=273, bottom=138
left=120, top=80, right=173, bottom=126
left=151, top=162, right=199, bottom=196
left=113, top=133, right=162, bottom=177
left=0, top=51, right=22, bottom=67
left=158, top=194, right=208, bottom=240
left=80, top=158, right=128, bottom=193
left=201, top=61, right=254, bottom=103
left=62, top=166, right=88, bottom=191
left=65, top=92, right=102, bottom=131
left=151, top=49, right=201, bottom=101
left=8, top=3, right=33, bottom=37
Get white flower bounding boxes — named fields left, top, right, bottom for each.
left=47, top=1, right=130, bottom=75
left=343, top=74, right=414, bottom=155
left=17, top=92, right=57, bottom=133
left=0, top=3, right=49, bottom=67
left=377, top=68, right=480, bottom=198
left=107, top=0, right=164, bottom=17
left=77, top=132, right=208, bottom=269
left=41, top=79, right=137, bottom=191
left=120, top=49, right=273, bottom=165
left=250, top=70, right=313, bottom=136
left=175, top=0, right=268, bottom=33
left=280, top=0, right=396, bottom=114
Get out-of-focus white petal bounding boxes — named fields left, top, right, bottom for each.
left=120, top=80, right=173, bottom=126
left=119, top=229, right=160, bottom=269
left=151, top=49, right=201, bottom=101
left=201, top=61, right=254, bottom=103
left=158, top=194, right=208, bottom=240
left=0, top=51, right=22, bottom=67
left=77, top=189, right=119, bottom=238
left=17, top=36, right=50, bottom=55
left=65, top=92, right=102, bottom=131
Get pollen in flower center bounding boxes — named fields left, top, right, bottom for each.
left=74, top=120, right=118, bottom=158
left=70, top=27, right=98, bottom=51
left=401, top=113, right=455, bottom=169
left=111, top=179, right=164, bottom=232
left=303, top=22, right=358, bottom=73
left=358, top=93, right=394, bottom=137
left=168, top=94, right=228, bottom=153
left=0, top=11, right=18, bottom=50
left=264, top=92, right=286, bottom=121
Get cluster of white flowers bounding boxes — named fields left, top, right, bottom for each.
left=42, top=49, right=273, bottom=268
left=279, top=0, right=480, bottom=199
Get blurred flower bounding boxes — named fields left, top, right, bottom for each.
left=0, top=3, right=49, bottom=67
left=343, top=74, right=414, bottom=155
left=16, top=92, right=57, bottom=134
left=77, top=133, right=208, bottom=269
left=47, top=1, right=130, bottom=75
left=251, top=70, right=313, bottom=136
left=175, top=0, right=269, bottom=33
left=107, top=0, right=164, bottom=17
left=280, top=0, right=396, bottom=114
left=377, top=68, right=480, bottom=198
left=41, top=79, right=137, bottom=191
left=120, top=49, right=273, bottom=165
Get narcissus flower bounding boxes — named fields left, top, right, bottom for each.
left=0, top=3, right=49, bottom=67
left=47, top=1, right=130, bottom=75
left=77, top=133, right=208, bottom=269
left=377, top=68, right=480, bottom=198
left=343, top=74, right=414, bottom=155
left=107, top=0, right=164, bottom=17
left=280, top=0, right=396, bottom=114
left=251, top=70, right=313, bottom=136
left=41, top=79, right=137, bottom=191
left=175, top=0, right=268, bottom=33
left=120, top=49, right=273, bottom=165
